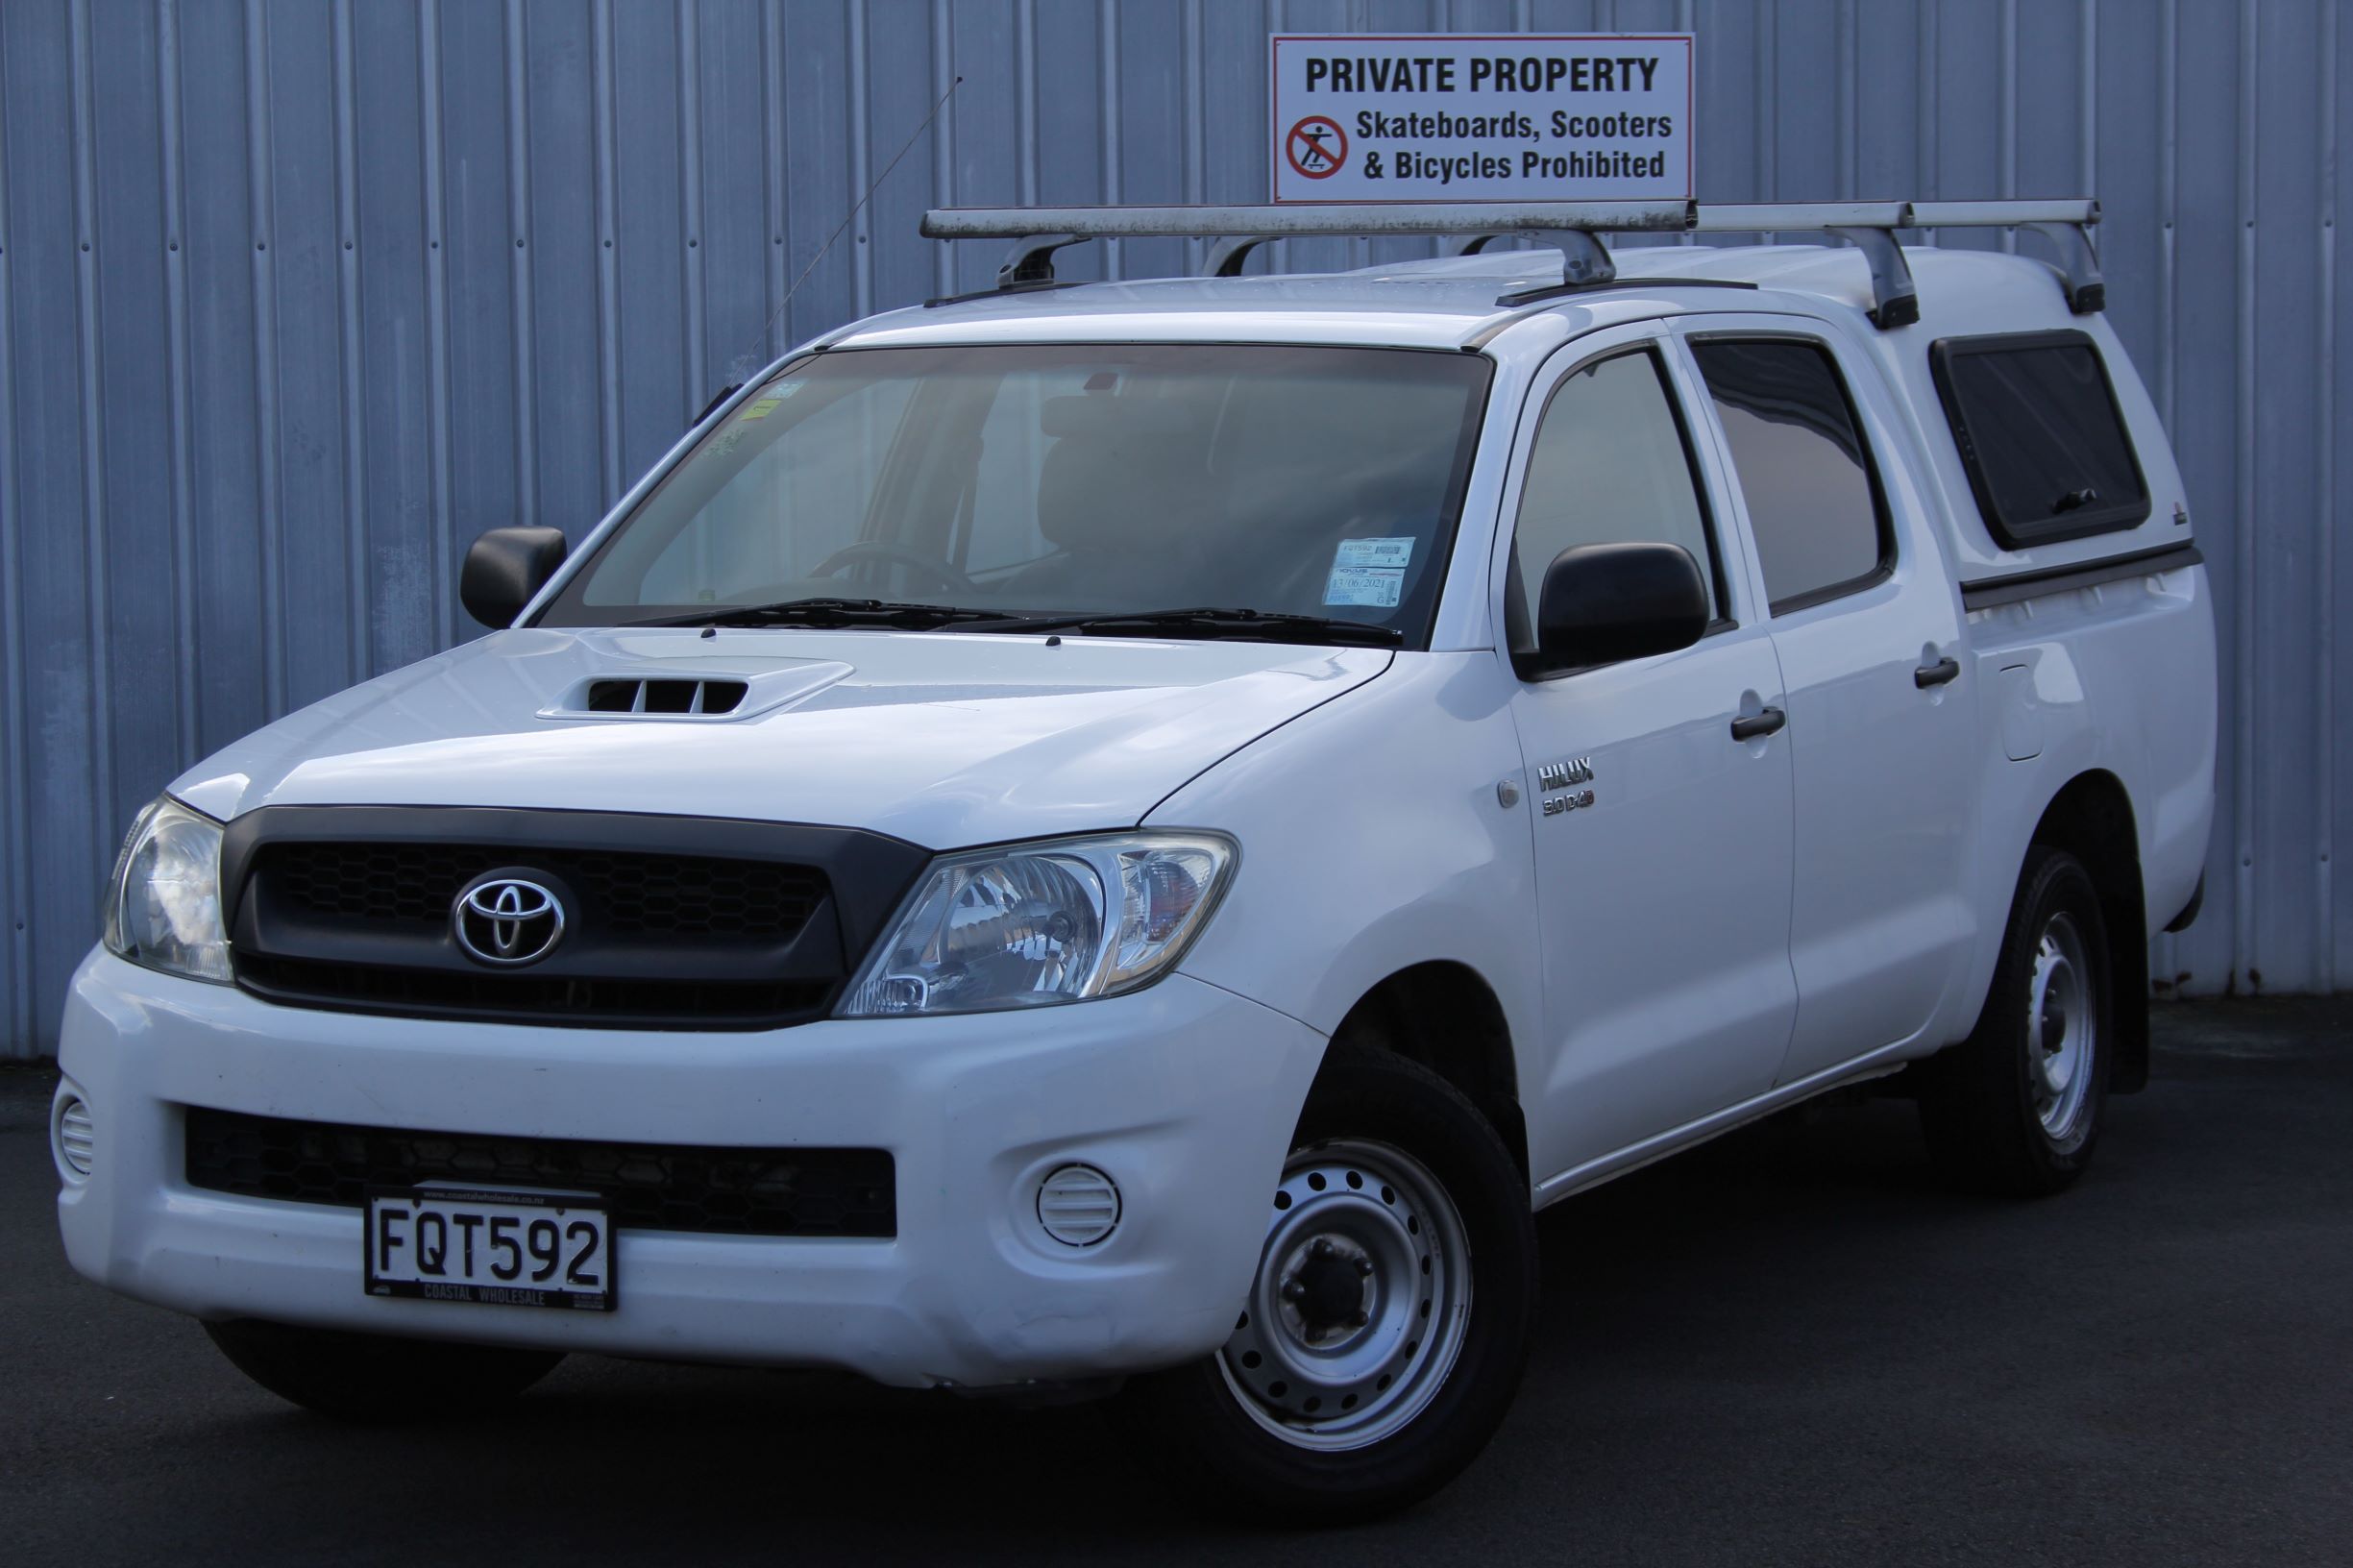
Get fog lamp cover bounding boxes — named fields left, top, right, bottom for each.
left=54, top=1093, right=95, bottom=1180
left=1036, top=1164, right=1121, bottom=1247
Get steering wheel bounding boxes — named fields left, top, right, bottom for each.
left=808, top=541, right=976, bottom=595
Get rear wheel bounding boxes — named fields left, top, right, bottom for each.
left=205, top=1318, right=564, bottom=1421
left=1118, top=1051, right=1535, bottom=1524
left=1920, top=845, right=2113, bottom=1196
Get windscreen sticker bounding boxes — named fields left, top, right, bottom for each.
left=737, top=380, right=804, bottom=420
left=1324, top=565, right=1406, bottom=608
left=1334, top=536, right=1414, bottom=570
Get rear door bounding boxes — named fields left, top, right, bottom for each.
left=1676, top=319, right=1977, bottom=1083
left=1500, top=325, right=1801, bottom=1181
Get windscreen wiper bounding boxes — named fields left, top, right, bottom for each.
left=976, top=606, right=1404, bottom=648
left=644, top=597, right=1014, bottom=630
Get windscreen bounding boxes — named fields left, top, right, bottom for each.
left=536, top=343, right=1493, bottom=644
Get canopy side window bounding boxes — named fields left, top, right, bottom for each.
left=1929, top=329, right=2151, bottom=549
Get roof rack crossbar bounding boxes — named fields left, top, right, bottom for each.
left=1907, top=199, right=2099, bottom=226
left=1905, top=201, right=2104, bottom=314
left=919, top=198, right=2103, bottom=326
left=1686, top=200, right=2102, bottom=326
left=923, top=201, right=1697, bottom=243
left=925, top=201, right=1691, bottom=291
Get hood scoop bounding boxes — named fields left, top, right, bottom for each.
left=588, top=676, right=747, bottom=715
left=539, top=660, right=855, bottom=723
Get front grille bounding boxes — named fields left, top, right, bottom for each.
left=220, top=806, right=928, bottom=1031
left=233, top=955, right=833, bottom=1029
left=184, top=1107, right=895, bottom=1238
left=265, top=842, right=823, bottom=940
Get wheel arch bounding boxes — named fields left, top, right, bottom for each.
left=1314, top=961, right=1529, bottom=1180
left=2024, top=769, right=2150, bottom=1093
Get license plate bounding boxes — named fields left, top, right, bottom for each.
left=364, top=1186, right=615, bottom=1311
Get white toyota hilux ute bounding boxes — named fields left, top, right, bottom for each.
left=57, top=201, right=2216, bottom=1522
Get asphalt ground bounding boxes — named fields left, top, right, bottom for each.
left=3, top=997, right=2346, bottom=1566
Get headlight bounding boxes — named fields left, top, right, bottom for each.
left=102, top=796, right=232, bottom=984
left=839, top=832, right=1236, bottom=1017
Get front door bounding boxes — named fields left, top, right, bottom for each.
left=1502, top=329, right=1800, bottom=1184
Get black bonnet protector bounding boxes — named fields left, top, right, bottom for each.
left=219, top=805, right=929, bottom=1030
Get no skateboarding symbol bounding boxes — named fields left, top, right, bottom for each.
left=1286, top=115, right=1347, bottom=179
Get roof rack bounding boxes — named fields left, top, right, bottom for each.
left=918, top=198, right=2104, bottom=330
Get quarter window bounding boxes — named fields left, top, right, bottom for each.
left=1509, top=350, right=1721, bottom=636
left=1691, top=339, right=1891, bottom=613
left=1929, top=330, right=2151, bottom=547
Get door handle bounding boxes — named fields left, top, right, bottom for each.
left=1914, top=656, right=1961, bottom=689
left=1729, top=706, right=1786, bottom=741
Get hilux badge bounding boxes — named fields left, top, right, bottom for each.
left=1538, top=757, right=1594, bottom=792
left=452, top=876, right=567, bottom=967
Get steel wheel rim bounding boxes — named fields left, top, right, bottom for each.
left=2026, top=910, right=2098, bottom=1139
left=1216, top=1138, right=1473, bottom=1452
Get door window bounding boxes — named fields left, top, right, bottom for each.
left=1690, top=339, right=1892, bottom=614
left=1509, top=349, right=1722, bottom=649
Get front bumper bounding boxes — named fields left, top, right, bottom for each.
left=55, top=950, right=1325, bottom=1388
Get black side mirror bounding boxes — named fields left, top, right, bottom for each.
left=460, top=526, right=570, bottom=629
left=1521, top=542, right=1709, bottom=680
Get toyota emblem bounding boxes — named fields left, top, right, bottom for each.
left=452, top=875, right=567, bottom=967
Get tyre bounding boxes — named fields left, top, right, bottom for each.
left=204, top=1318, right=564, bottom=1421
left=1919, top=845, right=2113, bottom=1197
left=1118, top=1050, right=1536, bottom=1525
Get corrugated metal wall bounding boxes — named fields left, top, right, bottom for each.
left=1, top=0, right=2345, bottom=1055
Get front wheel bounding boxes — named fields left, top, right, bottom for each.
left=1118, top=1051, right=1535, bottom=1524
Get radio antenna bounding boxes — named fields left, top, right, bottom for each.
left=745, top=74, right=964, bottom=367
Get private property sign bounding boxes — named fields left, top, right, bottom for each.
left=1270, top=34, right=1694, bottom=204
